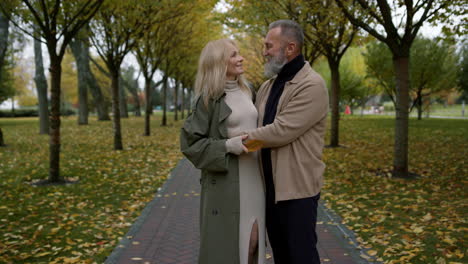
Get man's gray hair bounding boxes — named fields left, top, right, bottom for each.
left=269, top=19, right=304, bottom=49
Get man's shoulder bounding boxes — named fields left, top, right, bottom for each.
left=293, top=63, right=326, bottom=89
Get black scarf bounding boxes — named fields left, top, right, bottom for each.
left=261, top=54, right=305, bottom=203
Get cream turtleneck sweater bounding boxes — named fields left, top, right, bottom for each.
left=224, top=80, right=257, bottom=154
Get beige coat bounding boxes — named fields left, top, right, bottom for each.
left=247, top=62, right=329, bottom=202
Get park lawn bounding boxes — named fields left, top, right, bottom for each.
left=0, top=115, right=183, bottom=263
left=322, top=115, right=467, bottom=264
left=0, top=115, right=466, bottom=263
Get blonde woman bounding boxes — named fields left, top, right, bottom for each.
left=180, top=39, right=265, bottom=264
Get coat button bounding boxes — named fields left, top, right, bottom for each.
left=212, top=209, right=219, bottom=215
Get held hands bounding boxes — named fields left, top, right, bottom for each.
left=226, top=135, right=249, bottom=155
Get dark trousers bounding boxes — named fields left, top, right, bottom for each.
left=266, top=193, right=321, bottom=264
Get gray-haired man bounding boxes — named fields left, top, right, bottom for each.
left=245, top=20, right=329, bottom=263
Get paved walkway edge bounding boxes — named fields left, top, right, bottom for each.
left=104, top=159, right=185, bottom=264
left=318, top=202, right=382, bottom=264
left=105, top=158, right=381, bottom=264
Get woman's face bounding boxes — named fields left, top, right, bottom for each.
left=226, top=44, right=244, bottom=80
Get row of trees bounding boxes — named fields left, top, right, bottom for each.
left=223, top=0, right=466, bottom=178
left=312, top=37, right=462, bottom=119
left=0, top=0, right=221, bottom=183
left=0, top=0, right=466, bottom=182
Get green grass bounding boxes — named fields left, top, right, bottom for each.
left=382, top=104, right=467, bottom=118
left=0, top=114, right=466, bottom=263
left=322, top=115, right=467, bottom=263
left=0, top=116, right=183, bottom=263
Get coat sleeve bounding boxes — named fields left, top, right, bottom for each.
left=180, top=97, right=229, bottom=172
left=247, top=79, right=328, bottom=148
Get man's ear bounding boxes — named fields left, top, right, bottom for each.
left=286, top=42, right=297, bottom=56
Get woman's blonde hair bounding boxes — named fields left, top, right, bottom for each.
left=194, top=38, right=251, bottom=106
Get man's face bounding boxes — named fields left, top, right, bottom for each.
left=263, top=27, right=287, bottom=78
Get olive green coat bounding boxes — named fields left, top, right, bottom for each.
left=180, top=94, right=240, bottom=264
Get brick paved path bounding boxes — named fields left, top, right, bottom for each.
left=105, top=159, right=378, bottom=264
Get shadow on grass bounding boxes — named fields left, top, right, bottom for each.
left=28, top=178, right=80, bottom=187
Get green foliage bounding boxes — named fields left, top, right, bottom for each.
left=457, top=44, right=468, bottom=99
left=363, top=37, right=459, bottom=106
left=314, top=47, right=380, bottom=108
left=0, top=52, right=14, bottom=103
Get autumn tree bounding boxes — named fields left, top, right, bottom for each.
left=293, top=0, right=358, bottom=147
left=121, top=66, right=141, bottom=117
left=89, top=0, right=153, bottom=150
left=335, top=0, right=465, bottom=177
left=133, top=1, right=185, bottom=135
left=364, top=38, right=458, bottom=119
left=70, top=30, right=110, bottom=121
left=32, top=25, right=49, bottom=133
left=0, top=0, right=104, bottom=183
left=0, top=11, right=9, bottom=85
left=0, top=11, right=14, bottom=105
left=224, top=0, right=322, bottom=65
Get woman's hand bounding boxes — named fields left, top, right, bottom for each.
left=226, top=135, right=249, bottom=155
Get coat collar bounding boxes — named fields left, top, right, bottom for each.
left=266, top=60, right=311, bottom=86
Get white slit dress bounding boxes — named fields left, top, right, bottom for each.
left=224, top=80, right=265, bottom=264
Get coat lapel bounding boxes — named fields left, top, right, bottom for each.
left=218, top=98, right=231, bottom=138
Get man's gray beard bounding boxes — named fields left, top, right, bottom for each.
left=264, top=51, right=287, bottom=78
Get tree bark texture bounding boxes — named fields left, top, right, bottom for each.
left=328, top=59, right=341, bottom=147
left=111, top=69, right=123, bottom=150
left=33, top=34, right=50, bottom=134
left=417, top=90, right=423, bottom=120
left=0, top=12, right=9, bottom=82
left=119, top=76, right=129, bottom=118
left=162, top=76, right=167, bottom=126
left=71, top=37, right=110, bottom=121
left=0, top=128, right=5, bottom=147
left=181, top=86, right=185, bottom=119
left=69, top=39, right=89, bottom=125
left=393, top=56, right=410, bottom=178
left=48, top=54, right=62, bottom=182
left=87, top=67, right=110, bottom=121
left=188, top=88, right=193, bottom=114
left=144, top=77, right=152, bottom=136
left=174, top=81, right=179, bottom=121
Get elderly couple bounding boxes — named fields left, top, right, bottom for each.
left=180, top=20, right=329, bottom=264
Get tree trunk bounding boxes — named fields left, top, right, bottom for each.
left=417, top=90, right=423, bottom=120
left=188, top=88, right=193, bottom=114
left=128, top=78, right=141, bottom=117
left=133, top=90, right=142, bottom=117
left=144, top=77, right=151, bottom=136
left=48, top=54, right=63, bottom=182
left=0, top=128, right=5, bottom=147
left=162, top=76, right=167, bottom=126
left=174, top=81, right=179, bottom=121
left=0, top=12, right=9, bottom=82
left=87, top=67, right=110, bottom=120
left=34, top=31, right=50, bottom=134
left=181, top=86, right=185, bottom=119
left=119, top=76, right=129, bottom=118
left=70, top=36, right=110, bottom=121
left=70, top=39, right=88, bottom=125
left=110, top=68, right=123, bottom=150
left=328, top=59, right=341, bottom=147
left=392, top=56, right=410, bottom=178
